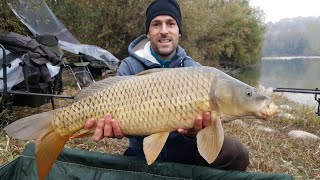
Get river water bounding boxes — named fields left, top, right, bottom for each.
left=236, top=57, right=320, bottom=106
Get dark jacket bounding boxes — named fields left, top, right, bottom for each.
left=116, top=35, right=201, bottom=161
left=0, top=32, right=61, bottom=83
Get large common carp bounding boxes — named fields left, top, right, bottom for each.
left=5, top=66, right=277, bottom=180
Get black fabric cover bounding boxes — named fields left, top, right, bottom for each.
left=0, top=32, right=61, bottom=83
left=0, top=143, right=293, bottom=180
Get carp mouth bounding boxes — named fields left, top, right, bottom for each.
left=256, top=102, right=278, bottom=120
left=220, top=102, right=279, bottom=122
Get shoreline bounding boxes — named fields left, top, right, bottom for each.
left=262, top=56, right=320, bottom=60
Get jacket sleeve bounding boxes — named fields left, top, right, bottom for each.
left=116, top=59, right=134, bottom=76
left=183, top=56, right=202, bottom=67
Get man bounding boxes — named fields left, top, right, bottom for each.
left=85, top=0, right=249, bottom=171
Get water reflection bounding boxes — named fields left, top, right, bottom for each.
left=234, top=64, right=261, bottom=87
left=259, top=59, right=320, bottom=89
left=261, top=58, right=320, bottom=106
left=237, top=58, right=320, bottom=106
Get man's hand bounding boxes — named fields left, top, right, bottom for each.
left=177, top=112, right=212, bottom=137
left=84, top=114, right=124, bottom=141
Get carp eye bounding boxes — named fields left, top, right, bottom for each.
left=245, top=88, right=252, bottom=96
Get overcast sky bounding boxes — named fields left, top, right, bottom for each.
left=250, top=0, right=320, bottom=22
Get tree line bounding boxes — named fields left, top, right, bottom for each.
left=0, top=0, right=265, bottom=69
left=263, top=17, right=320, bottom=57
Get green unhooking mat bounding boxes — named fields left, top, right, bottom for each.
left=0, top=143, right=293, bottom=180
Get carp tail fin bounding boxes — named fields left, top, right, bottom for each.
left=35, top=124, right=69, bottom=180
left=4, top=110, right=69, bottom=180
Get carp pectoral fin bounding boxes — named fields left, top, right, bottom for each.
left=143, top=132, right=170, bottom=165
left=196, top=112, right=224, bottom=164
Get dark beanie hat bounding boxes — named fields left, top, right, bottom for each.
left=145, top=0, right=182, bottom=34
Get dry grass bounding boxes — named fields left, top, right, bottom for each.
left=224, top=120, right=320, bottom=179
left=0, top=73, right=319, bottom=179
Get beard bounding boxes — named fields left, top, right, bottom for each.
left=157, top=48, right=175, bottom=57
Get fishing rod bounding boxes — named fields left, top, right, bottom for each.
left=273, top=87, right=320, bottom=116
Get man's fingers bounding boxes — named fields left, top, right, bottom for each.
left=92, top=119, right=105, bottom=141
left=111, top=119, right=124, bottom=139
left=221, top=118, right=225, bottom=125
left=177, top=128, right=188, bottom=134
left=193, top=116, right=203, bottom=133
left=84, top=118, right=96, bottom=130
left=104, top=114, right=113, bottom=137
left=203, top=112, right=211, bottom=127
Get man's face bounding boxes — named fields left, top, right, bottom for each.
left=147, top=15, right=181, bottom=60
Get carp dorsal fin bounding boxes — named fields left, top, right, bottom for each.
left=143, top=132, right=170, bottom=165
left=75, top=68, right=167, bottom=101
left=197, top=111, right=224, bottom=164
left=136, top=68, right=168, bottom=76
left=74, top=76, right=132, bottom=101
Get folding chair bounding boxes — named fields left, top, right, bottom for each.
left=0, top=43, right=56, bottom=109
left=35, top=35, right=95, bottom=90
